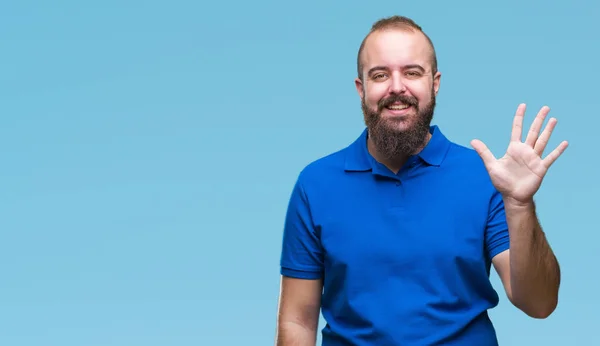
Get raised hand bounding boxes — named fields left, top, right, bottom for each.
left=470, top=104, right=569, bottom=206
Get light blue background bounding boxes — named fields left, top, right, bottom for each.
left=1, top=1, right=598, bottom=345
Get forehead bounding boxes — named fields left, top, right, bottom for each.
left=362, top=29, right=432, bottom=70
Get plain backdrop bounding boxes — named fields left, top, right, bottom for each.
left=1, top=0, right=598, bottom=345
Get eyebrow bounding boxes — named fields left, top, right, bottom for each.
left=367, top=66, right=388, bottom=76
left=367, top=64, right=426, bottom=76
left=403, top=64, right=426, bottom=72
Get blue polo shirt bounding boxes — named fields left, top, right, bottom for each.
left=280, top=125, right=510, bottom=345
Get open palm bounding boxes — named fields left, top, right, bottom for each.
left=471, top=104, right=569, bottom=205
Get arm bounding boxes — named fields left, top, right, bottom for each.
left=275, top=277, right=323, bottom=346
left=472, top=103, right=567, bottom=319
left=276, top=174, right=324, bottom=344
left=493, top=199, right=560, bottom=319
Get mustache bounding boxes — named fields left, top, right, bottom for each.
left=378, top=94, right=418, bottom=111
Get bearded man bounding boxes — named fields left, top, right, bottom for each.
left=275, top=15, right=567, bottom=346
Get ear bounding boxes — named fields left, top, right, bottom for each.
left=433, top=71, right=441, bottom=96
left=355, top=77, right=365, bottom=99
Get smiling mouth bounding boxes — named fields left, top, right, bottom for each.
left=385, top=103, right=410, bottom=111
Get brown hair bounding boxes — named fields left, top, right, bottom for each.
left=357, top=16, right=438, bottom=81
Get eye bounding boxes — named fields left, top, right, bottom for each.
left=405, top=70, right=421, bottom=77
left=372, top=73, right=387, bottom=80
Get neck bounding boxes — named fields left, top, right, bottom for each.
left=367, top=131, right=431, bottom=174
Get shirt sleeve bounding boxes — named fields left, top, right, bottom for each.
left=485, top=188, right=510, bottom=262
left=279, top=177, right=324, bottom=280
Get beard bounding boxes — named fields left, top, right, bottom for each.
left=361, top=90, right=436, bottom=160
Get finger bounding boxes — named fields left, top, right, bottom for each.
left=534, top=117, right=558, bottom=156
left=471, top=139, right=496, bottom=167
left=511, top=103, right=527, bottom=142
left=525, top=106, right=550, bottom=147
left=542, top=140, right=569, bottom=168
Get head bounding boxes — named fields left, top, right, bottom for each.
left=355, top=16, right=441, bottom=160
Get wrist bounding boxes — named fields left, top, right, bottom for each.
left=502, top=196, right=536, bottom=213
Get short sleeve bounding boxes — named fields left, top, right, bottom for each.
left=279, top=178, right=324, bottom=280
left=485, top=189, right=510, bottom=262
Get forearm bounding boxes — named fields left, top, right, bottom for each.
left=276, top=321, right=317, bottom=346
left=505, top=198, right=560, bottom=318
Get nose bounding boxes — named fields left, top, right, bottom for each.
left=389, top=72, right=406, bottom=94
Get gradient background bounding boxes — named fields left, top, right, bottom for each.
left=1, top=1, right=598, bottom=345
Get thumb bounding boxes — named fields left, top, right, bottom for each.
left=471, top=139, right=496, bottom=167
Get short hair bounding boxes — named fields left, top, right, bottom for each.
left=356, top=15, right=438, bottom=81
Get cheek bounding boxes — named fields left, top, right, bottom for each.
left=407, top=86, right=432, bottom=104
left=415, top=80, right=435, bottom=97
left=365, top=85, right=387, bottom=103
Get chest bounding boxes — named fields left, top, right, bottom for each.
left=315, top=178, right=489, bottom=275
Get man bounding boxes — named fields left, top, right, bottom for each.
left=275, top=15, right=568, bottom=346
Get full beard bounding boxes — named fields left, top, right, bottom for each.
left=362, top=91, right=436, bottom=160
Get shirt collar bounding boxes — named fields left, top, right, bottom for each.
left=418, top=125, right=451, bottom=166
left=344, top=125, right=451, bottom=172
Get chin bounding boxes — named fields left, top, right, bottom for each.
left=382, top=116, right=414, bottom=130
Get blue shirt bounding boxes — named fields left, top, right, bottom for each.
left=280, top=125, right=510, bottom=345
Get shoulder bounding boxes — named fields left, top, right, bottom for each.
left=447, top=141, right=487, bottom=167
left=442, top=139, right=497, bottom=192
left=295, top=145, right=349, bottom=189
left=284, top=143, right=352, bottom=216
left=286, top=133, right=363, bottom=209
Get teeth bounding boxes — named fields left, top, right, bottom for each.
left=387, top=104, right=409, bottom=110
